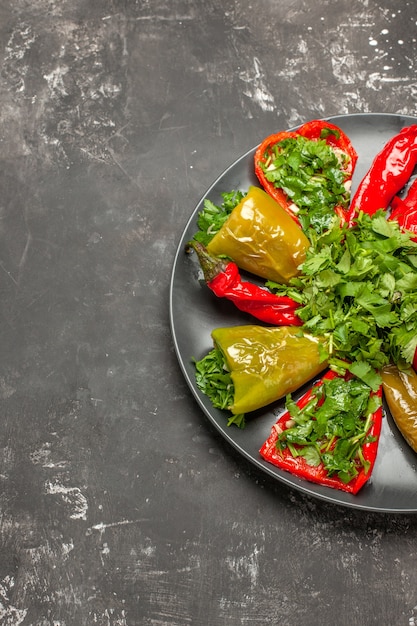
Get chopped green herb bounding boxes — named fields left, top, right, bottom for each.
left=194, top=348, right=245, bottom=428
left=268, top=210, right=417, bottom=383
left=259, top=135, right=350, bottom=234
left=277, top=377, right=381, bottom=483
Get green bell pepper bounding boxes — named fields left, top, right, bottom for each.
left=206, top=186, right=310, bottom=284
left=211, top=325, right=328, bottom=415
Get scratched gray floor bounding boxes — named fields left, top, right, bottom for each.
left=0, top=1, right=417, bottom=625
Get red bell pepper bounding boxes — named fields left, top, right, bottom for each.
left=259, top=370, right=383, bottom=494
left=188, top=240, right=302, bottom=326
left=254, top=120, right=358, bottom=224
left=347, top=124, right=417, bottom=226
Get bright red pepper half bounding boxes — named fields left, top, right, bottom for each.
left=259, top=371, right=383, bottom=494
left=188, top=240, right=302, bottom=326
left=347, top=124, right=417, bottom=226
left=254, top=119, right=358, bottom=223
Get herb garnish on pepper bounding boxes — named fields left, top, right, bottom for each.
left=260, top=371, right=383, bottom=494
left=255, top=120, right=358, bottom=234
left=195, top=325, right=328, bottom=428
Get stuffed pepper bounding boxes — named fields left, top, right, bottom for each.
left=204, top=186, right=310, bottom=284
left=381, top=364, right=417, bottom=453
left=260, top=371, right=383, bottom=494
left=347, top=124, right=417, bottom=226
left=194, top=325, right=328, bottom=427
left=254, top=120, right=358, bottom=233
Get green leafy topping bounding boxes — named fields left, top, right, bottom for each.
left=277, top=376, right=381, bottom=483
left=194, top=348, right=245, bottom=428
left=259, top=134, right=350, bottom=233
left=193, top=190, right=246, bottom=246
left=320, top=128, right=341, bottom=140
left=269, top=210, right=417, bottom=381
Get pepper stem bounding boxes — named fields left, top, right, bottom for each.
left=186, top=240, right=228, bottom=283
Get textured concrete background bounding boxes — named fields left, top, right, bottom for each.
left=0, top=1, right=416, bottom=624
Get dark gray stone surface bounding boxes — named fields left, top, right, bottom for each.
left=0, top=1, right=416, bottom=624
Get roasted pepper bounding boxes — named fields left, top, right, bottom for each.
left=260, top=371, right=383, bottom=494
left=206, top=186, right=309, bottom=284
left=210, top=325, right=327, bottom=415
left=381, top=364, right=417, bottom=453
left=254, top=120, right=358, bottom=232
left=187, top=240, right=302, bottom=326
left=347, top=124, right=417, bottom=225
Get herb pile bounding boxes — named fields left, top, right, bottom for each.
left=277, top=376, right=381, bottom=484
left=259, top=134, right=351, bottom=234
left=269, top=211, right=417, bottom=390
left=194, top=348, right=245, bottom=428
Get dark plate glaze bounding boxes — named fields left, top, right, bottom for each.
left=170, top=114, right=417, bottom=513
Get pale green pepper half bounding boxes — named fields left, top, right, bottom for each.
left=206, top=186, right=310, bottom=284
left=211, top=325, right=328, bottom=415
left=382, top=364, right=417, bottom=453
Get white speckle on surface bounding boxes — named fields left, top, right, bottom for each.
left=87, top=518, right=148, bottom=536
left=225, top=545, right=262, bottom=587
left=239, top=57, right=275, bottom=112
left=43, top=65, right=69, bottom=97
left=45, top=480, right=88, bottom=520
left=0, top=377, right=16, bottom=399
left=89, top=609, right=128, bottom=626
left=0, top=576, right=28, bottom=625
left=62, top=540, right=74, bottom=559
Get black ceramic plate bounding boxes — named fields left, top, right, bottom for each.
left=170, top=113, right=417, bottom=513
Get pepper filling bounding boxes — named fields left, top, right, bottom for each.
left=259, top=132, right=351, bottom=233
left=276, top=376, right=381, bottom=484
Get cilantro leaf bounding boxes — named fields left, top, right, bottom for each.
left=278, top=376, right=375, bottom=482
left=260, top=135, right=352, bottom=234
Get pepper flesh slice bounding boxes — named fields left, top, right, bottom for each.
left=211, top=325, right=327, bottom=415
left=206, top=186, right=310, bottom=284
left=260, top=371, right=383, bottom=494
left=188, top=240, right=302, bottom=326
left=254, top=120, right=358, bottom=225
left=381, top=364, right=417, bottom=453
